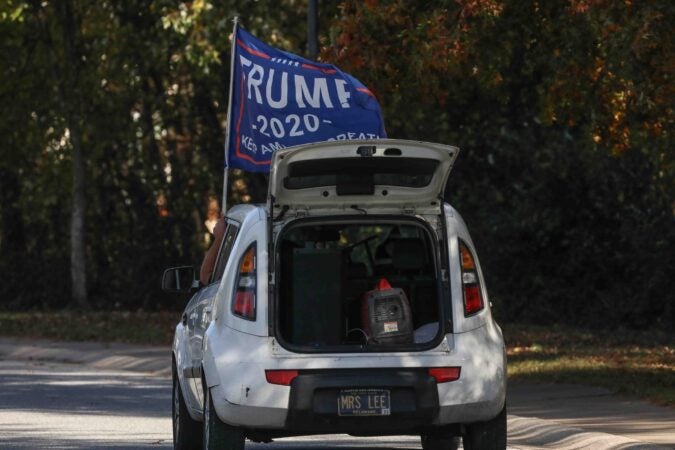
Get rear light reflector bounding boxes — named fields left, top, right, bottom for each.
left=459, top=240, right=484, bottom=316
left=462, top=272, right=477, bottom=284
left=428, top=367, right=461, bottom=383
left=265, top=370, right=298, bottom=386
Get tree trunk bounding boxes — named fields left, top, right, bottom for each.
left=58, top=0, right=88, bottom=309
left=70, top=124, right=88, bottom=308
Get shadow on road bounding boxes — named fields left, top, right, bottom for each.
left=0, top=361, right=169, bottom=419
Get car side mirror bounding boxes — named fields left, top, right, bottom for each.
left=162, top=266, right=199, bottom=294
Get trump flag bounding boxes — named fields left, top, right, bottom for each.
left=226, top=25, right=387, bottom=172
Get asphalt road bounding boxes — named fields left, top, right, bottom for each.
left=0, top=359, right=666, bottom=450
left=0, top=359, right=171, bottom=449
left=0, top=360, right=456, bottom=450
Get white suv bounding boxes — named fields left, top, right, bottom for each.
left=163, top=139, right=507, bottom=450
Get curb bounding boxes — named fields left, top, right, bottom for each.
left=0, top=338, right=171, bottom=376
left=507, top=415, right=671, bottom=449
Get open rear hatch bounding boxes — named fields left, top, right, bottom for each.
left=276, top=218, right=447, bottom=352
left=269, top=140, right=460, bottom=353
left=268, top=139, right=459, bottom=214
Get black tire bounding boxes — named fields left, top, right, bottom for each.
left=420, top=435, right=461, bottom=450
left=463, top=405, right=507, bottom=450
left=203, top=387, right=245, bottom=450
left=173, top=370, right=202, bottom=450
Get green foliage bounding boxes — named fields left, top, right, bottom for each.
left=0, top=0, right=318, bottom=309
left=0, top=1, right=672, bottom=332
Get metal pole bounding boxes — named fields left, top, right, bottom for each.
left=307, top=0, right=318, bottom=60
left=222, top=16, right=240, bottom=214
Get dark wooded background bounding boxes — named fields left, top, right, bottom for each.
left=0, top=0, right=672, bottom=330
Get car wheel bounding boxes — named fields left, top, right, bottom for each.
left=172, top=370, right=202, bottom=450
left=202, top=387, right=245, bottom=450
left=420, top=435, right=461, bottom=450
left=463, top=405, right=507, bottom=450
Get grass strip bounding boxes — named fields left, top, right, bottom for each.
left=0, top=310, right=177, bottom=346
left=504, top=324, right=674, bottom=407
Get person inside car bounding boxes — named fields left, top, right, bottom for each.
left=200, top=215, right=226, bottom=285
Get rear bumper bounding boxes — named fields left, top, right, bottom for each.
left=204, top=323, right=506, bottom=432
left=208, top=368, right=504, bottom=437
left=286, top=369, right=439, bottom=433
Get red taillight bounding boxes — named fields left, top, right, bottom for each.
left=232, top=244, right=256, bottom=320
left=265, top=370, right=298, bottom=386
left=460, top=241, right=484, bottom=316
left=463, top=285, right=483, bottom=316
left=428, top=367, right=461, bottom=383
left=233, top=291, right=255, bottom=318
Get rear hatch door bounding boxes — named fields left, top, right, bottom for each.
left=268, top=139, right=459, bottom=214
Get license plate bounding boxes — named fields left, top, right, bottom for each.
left=337, top=389, right=391, bottom=416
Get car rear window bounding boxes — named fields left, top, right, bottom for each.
left=283, top=157, right=439, bottom=190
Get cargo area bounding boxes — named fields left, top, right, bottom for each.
left=276, top=220, right=443, bottom=351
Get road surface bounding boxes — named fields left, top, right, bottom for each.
left=0, top=359, right=667, bottom=449
left=0, top=359, right=170, bottom=449
left=0, top=360, right=468, bottom=449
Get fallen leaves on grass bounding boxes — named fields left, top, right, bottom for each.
left=0, top=310, right=178, bottom=345
left=505, top=324, right=675, bottom=407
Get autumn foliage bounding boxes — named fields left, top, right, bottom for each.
left=322, top=0, right=674, bottom=328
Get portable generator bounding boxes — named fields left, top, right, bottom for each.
left=361, top=279, right=413, bottom=345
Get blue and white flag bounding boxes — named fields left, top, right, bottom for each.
left=225, top=25, right=387, bottom=172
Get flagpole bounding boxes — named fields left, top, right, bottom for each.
left=222, top=16, right=239, bottom=215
